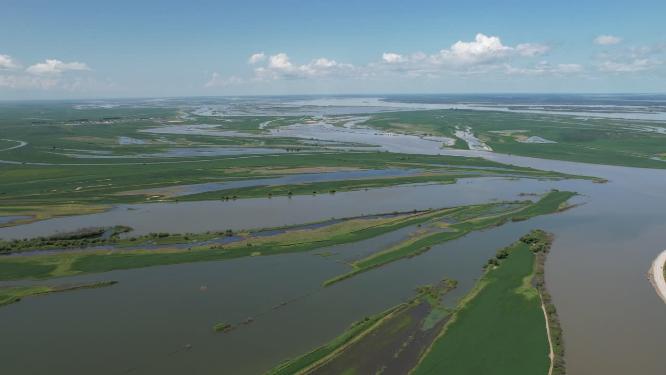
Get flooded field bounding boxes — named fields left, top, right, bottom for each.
left=0, top=177, right=560, bottom=239
left=123, top=168, right=422, bottom=197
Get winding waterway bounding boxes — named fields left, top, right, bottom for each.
left=0, top=119, right=665, bottom=375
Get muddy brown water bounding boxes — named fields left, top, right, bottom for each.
left=1, top=124, right=665, bottom=374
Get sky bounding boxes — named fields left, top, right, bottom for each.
left=1, top=0, right=665, bottom=99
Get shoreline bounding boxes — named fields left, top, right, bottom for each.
left=648, top=250, right=666, bottom=304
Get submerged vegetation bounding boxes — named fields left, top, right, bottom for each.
left=213, top=322, right=233, bottom=333
left=0, top=192, right=574, bottom=282
left=266, top=279, right=457, bottom=375
left=324, top=190, right=575, bottom=286
left=0, top=280, right=118, bottom=307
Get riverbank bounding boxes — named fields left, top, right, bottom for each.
left=411, top=230, right=557, bottom=375
left=648, top=250, right=666, bottom=304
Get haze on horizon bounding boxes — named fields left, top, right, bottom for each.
left=1, top=0, right=665, bottom=100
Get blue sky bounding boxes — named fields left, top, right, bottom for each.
left=1, top=0, right=665, bottom=99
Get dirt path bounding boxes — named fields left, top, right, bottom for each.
left=648, top=249, right=666, bottom=304
left=541, top=299, right=555, bottom=375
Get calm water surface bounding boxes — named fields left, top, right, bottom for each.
left=1, top=124, right=665, bottom=374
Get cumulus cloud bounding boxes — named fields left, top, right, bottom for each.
left=378, top=33, right=550, bottom=75
left=205, top=72, right=243, bottom=87
left=253, top=53, right=356, bottom=80
left=248, top=52, right=266, bottom=64
left=382, top=52, right=406, bottom=64
left=436, top=33, right=514, bottom=64
left=594, top=35, right=622, bottom=45
left=209, top=33, right=584, bottom=84
left=26, top=59, right=90, bottom=75
left=0, top=56, right=105, bottom=92
left=0, top=54, right=19, bottom=70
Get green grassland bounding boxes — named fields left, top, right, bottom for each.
left=0, top=149, right=576, bottom=224
left=366, top=109, right=666, bottom=168
left=412, top=232, right=554, bottom=375
left=0, top=102, right=595, bottom=225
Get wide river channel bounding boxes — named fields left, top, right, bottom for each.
left=0, top=122, right=665, bottom=375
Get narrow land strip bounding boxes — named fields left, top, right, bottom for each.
left=648, top=249, right=666, bottom=304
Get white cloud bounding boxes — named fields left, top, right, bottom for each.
left=505, top=61, right=583, bottom=75
left=438, top=33, right=513, bottom=64
left=0, top=54, right=19, bottom=70
left=594, top=35, right=622, bottom=45
left=598, top=59, right=658, bottom=72
left=215, top=33, right=584, bottom=84
left=0, top=74, right=59, bottom=89
left=378, top=34, right=551, bottom=76
left=248, top=52, right=266, bottom=64
left=205, top=72, right=243, bottom=87
left=382, top=52, right=406, bottom=64
left=254, top=53, right=356, bottom=80
left=26, top=59, right=90, bottom=75
left=595, top=42, right=664, bottom=73
left=0, top=74, right=111, bottom=92
left=516, top=43, right=550, bottom=57
left=268, top=53, right=292, bottom=70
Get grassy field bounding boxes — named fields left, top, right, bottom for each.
left=412, top=233, right=553, bottom=375
left=0, top=101, right=596, bottom=225
left=0, top=148, right=576, bottom=224
left=324, top=190, right=575, bottom=286
left=366, top=109, right=666, bottom=169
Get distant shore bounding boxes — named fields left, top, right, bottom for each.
left=648, top=250, right=666, bottom=304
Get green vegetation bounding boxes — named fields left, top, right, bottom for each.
left=0, top=225, right=131, bottom=253
left=0, top=102, right=589, bottom=226
left=0, top=208, right=460, bottom=280
left=0, top=147, right=576, bottom=224
left=324, top=190, right=575, bottom=286
left=366, top=109, right=666, bottom=169
left=412, top=231, right=557, bottom=375
left=523, top=229, right=566, bottom=375
left=0, top=192, right=574, bottom=282
left=213, top=322, right=233, bottom=333
left=0, top=280, right=117, bottom=307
